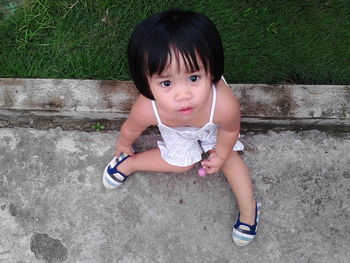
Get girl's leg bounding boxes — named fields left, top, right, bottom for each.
left=117, top=148, right=194, bottom=175
left=221, top=151, right=256, bottom=225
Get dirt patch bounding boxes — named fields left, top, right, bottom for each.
left=99, top=80, right=138, bottom=112
left=239, top=85, right=296, bottom=117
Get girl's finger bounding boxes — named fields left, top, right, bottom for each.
left=202, top=158, right=212, bottom=165
left=207, top=151, right=216, bottom=160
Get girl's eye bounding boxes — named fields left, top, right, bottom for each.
left=161, top=80, right=171, bottom=87
left=189, top=75, right=199, bottom=82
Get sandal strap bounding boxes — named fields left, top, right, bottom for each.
left=234, top=219, right=257, bottom=235
left=108, top=171, right=128, bottom=183
left=107, top=154, right=130, bottom=182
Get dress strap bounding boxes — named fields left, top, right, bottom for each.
left=209, top=84, right=217, bottom=123
left=221, top=75, right=228, bottom=85
left=151, top=100, right=162, bottom=125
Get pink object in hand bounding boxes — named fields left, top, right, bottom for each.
left=198, top=168, right=207, bottom=177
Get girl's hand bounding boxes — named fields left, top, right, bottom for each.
left=201, top=150, right=225, bottom=174
left=115, top=140, right=134, bottom=157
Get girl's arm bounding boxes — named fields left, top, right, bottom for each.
left=116, top=95, right=156, bottom=156
left=215, top=83, right=241, bottom=161
left=201, top=80, right=241, bottom=173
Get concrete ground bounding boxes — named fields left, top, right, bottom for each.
left=1, top=78, right=349, bottom=262
left=1, top=127, right=349, bottom=263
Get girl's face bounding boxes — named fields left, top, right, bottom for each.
left=148, top=50, right=212, bottom=119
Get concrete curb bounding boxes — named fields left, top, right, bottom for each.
left=0, top=78, right=349, bottom=132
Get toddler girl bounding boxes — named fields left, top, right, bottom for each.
left=103, top=9, right=261, bottom=246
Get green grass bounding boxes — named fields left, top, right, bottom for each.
left=1, top=0, right=349, bottom=84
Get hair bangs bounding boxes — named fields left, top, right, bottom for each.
left=144, top=42, right=209, bottom=78
left=174, top=46, right=201, bottom=74
left=170, top=25, right=210, bottom=74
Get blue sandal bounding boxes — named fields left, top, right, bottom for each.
left=232, top=202, right=261, bottom=246
left=103, top=153, right=130, bottom=189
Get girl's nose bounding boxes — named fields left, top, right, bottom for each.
left=175, top=86, right=192, bottom=101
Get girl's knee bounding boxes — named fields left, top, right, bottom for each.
left=222, top=151, right=241, bottom=167
left=228, top=150, right=241, bottom=160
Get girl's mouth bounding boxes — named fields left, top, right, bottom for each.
left=179, top=107, right=194, bottom=115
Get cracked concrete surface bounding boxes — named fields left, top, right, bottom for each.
left=1, top=128, right=349, bottom=262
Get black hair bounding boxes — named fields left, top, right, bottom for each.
left=127, top=9, right=224, bottom=100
